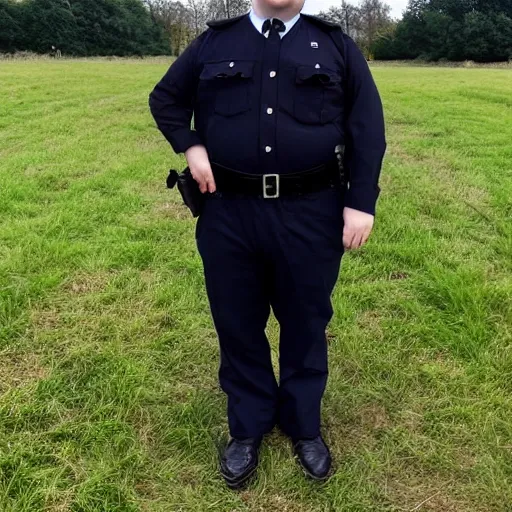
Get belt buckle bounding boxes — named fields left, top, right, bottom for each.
left=263, top=174, right=280, bottom=199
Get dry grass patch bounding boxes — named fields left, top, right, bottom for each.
left=60, top=270, right=117, bottom=295
left=0, top=350, right=48, bottom=394
left=239, top=492, right=315, bottom=512
left=356, top=310, right=385, bottom=338
left=30, top=307, right=63, bottom=332
left=358, top=403, right=392, bottom=431
left=385, top=475, right=479, bottom=512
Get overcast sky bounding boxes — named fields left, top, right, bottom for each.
left=303, top=0, right=408, bottom=19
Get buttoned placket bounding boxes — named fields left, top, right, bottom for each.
left=259, top=24, right=282, bottom=171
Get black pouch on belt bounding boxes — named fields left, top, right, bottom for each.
left=166, top=167, right=205, bottom=218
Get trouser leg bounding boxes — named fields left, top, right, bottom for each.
left=267, top=187, right=344, bottom=440
left=196, top=195, right=278, bottom=438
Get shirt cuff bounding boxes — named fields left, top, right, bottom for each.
left=168, top=128, right=203, bottom=154
left=344, top=183, right=381, bottom=216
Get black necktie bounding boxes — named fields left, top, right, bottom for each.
left=262, top=18, right=285, bottom=39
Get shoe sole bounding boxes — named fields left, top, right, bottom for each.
left=295, top=456, right=331, bottom=482
left=221, top=465, right=258, bottom=490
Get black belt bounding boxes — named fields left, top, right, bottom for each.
left=210, top=161, right=342, bottom=198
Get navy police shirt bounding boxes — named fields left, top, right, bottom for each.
left=148, top=13, right=386, bottom=215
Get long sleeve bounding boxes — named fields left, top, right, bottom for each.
left=148, top=32, right=208, bottom=154
left=343, top=35, right=386, bottom=216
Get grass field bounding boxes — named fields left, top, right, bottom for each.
left=1, top=59, right=511, bottom=511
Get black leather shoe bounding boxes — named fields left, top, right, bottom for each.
left=220, top=437, right=261, bottom=489
left=293, top=436, right=332, bottom=481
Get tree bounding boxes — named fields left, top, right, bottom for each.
left=318, top=1, right=360, bottom=38
left=357, top=0, right=393, bottom=57
left=143, top=0, right=248, bottom=54
left=318, top=0, right=392, bottom=56
left=224, top=0, right=249, bottom=18
left=372, top=21, right=399, bottom=58
left=463, top=11, right=512, bottom=61
left=20, top=0, right=82, bottom=54
left=475, top=0, right=512, bottom=17
left=187, top=0, right=209, bottom=37
left=143, top=0, right=191, bottom=54
left=0, top=0, right=24, bottom=52
left=374, top=0, right=512, bottom=61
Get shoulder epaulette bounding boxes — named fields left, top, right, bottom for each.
left=207, top=14, right=247, bottom=29
left=300, top=14, right=342, bottom=32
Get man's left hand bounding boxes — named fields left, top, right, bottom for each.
left=342, top=207, right=374, bottom=250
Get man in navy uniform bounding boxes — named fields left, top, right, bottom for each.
left=149, top=0, right=386, bottom=489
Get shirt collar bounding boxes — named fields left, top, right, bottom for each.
left=249, top=8, right=301, bottom=38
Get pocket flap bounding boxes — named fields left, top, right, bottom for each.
left=296, top=65, right=340, bottom=85
left=200, top=60, right=255, bottom=80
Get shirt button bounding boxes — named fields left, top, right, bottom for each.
left=265, top=146, right=272, bottom=153
left=269, top=71, right=277, bottom=78
left=267, top=107, right=273, bottom=115
left=229, top=61, right=235, bottom=68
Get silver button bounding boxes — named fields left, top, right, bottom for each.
left=229, top=61, right=235, bottom=68
left=315, top=63, right=321, bottom=69
left=267, top=107, right=273, bottom=115
left=269, top=71, right=277, bottom=78
left=265, top=146, right=272, bottom=153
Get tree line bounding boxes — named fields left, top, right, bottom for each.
left=318, top=0, right=394, bottom=59
left=0, top=0, right=249, bottom=56
left=0, top=0, right=170, bottom=55
left=144, top=0, right=249, bottom=55
left=2, top=0, right=510, bottom=61
left=373, top=0, right=512, bottom=62
left=0, top=0, right=396, bottom=58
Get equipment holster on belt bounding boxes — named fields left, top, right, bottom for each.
left=166, top=167, right=205, bottom=217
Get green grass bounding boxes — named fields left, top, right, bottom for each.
left=0, top=60, right=511, bottom=511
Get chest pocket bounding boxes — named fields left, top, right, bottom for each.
left=290, top=65, right=343, bottom=125
left=199, top=60, right=254, bottom=117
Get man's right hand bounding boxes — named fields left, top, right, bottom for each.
left=185, top=145, right=216, bottom=194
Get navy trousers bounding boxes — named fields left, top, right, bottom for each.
left=196, top=186, right=344, bottom=440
